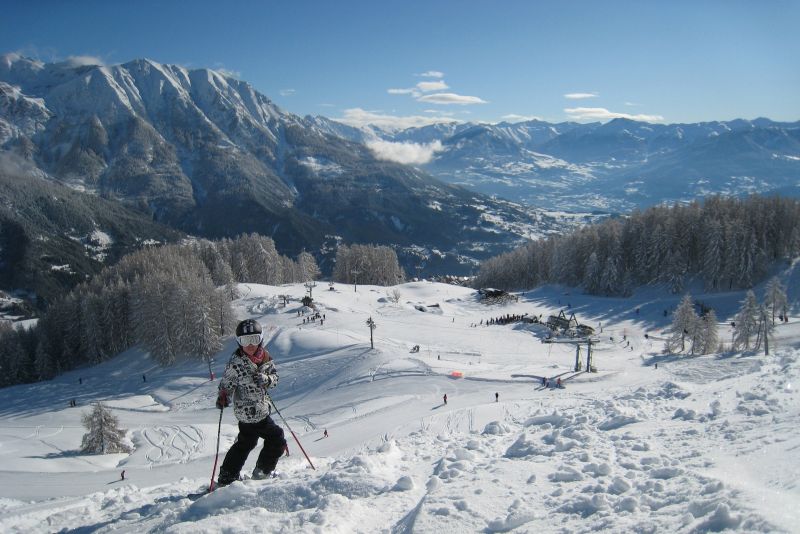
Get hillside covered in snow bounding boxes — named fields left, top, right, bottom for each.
left=0, top=276, right=798, bottom=533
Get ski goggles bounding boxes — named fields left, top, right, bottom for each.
left=236, top=333, right=263, bottom=346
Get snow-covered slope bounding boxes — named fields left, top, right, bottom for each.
left=0, top=278, right=798, bottom=533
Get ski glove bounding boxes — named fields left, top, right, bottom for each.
left=256, top=374, right=276, bottom=389
left=216, top=389, right=230, bottom=409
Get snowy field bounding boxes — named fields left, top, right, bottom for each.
left=0, top=275, right=798, bottom=533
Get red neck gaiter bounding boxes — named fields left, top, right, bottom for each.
left=243, top=346, right=267, bottom=365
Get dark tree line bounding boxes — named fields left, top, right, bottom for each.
left=475, top=195, right=800, bottom=295
left=0, top=233, right=320, bottom=387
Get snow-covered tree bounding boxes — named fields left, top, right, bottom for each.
left=753, top=305, right=775, bottom=353
left=702, top=219, right=724, bottom=290
left=666, top=294, right=699, bottom=354
left=472, top=195, right=800, bottom=295
left=81, top=402, right=132, bottom=454
left=664, top=250, right=686, bottom=294
left=732, top=291, right=760, bottom=350
left=297, top=251, right=321, bottom=282
left=583, top=252, right=601, bottom=294
left=333, top=244, right=405, bottom=286
left=600, top=255, right=621, bottom=296
left=763, top=276, right=788, bottom=325
left=694, top=309, right=719, bottom=355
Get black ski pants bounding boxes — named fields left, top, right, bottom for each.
left=221, top=415, right=286, bottom=476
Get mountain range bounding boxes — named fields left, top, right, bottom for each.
left=0, top=54, right=564, bottom=299
left=309, top=116, right=800, bottom=213
left=1, top=54, right=797, bottom=306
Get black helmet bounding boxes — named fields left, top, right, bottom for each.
left=235, top=319, right=263, bottom=346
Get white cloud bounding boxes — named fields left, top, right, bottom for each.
left=217, top=68, right=241, bottom=79
left=336, top=108, right=460, bottom=130
left=417, top=92, right=488, bottom=105
left=501, top=114, right=544, bottom=123
left=280, top=88, right=296, bottom=97
left=416, top=80, right=449, bottom=92
left=389, top=80, right=449, bottom=97
left=564, top=107, right=664, bottom=122
left=624, top=101, right=642, bottom=107
left=211, top=62, right=241, bottom=79
left=417, top=70, right=444, bottom=78
left=64, top=55, right=105, bottom=67
left=564, top=92, right=598, bottom=100
left=366, top=139, right=444, bottom=165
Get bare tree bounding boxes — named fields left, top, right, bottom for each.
left=387, top=288, right=402, bottom=304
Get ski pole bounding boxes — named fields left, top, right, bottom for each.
left=209, top=407, right=224, bottom=491
left=266, top=391, right=316, bottom=470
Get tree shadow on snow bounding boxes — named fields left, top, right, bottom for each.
left=26, top=449, right=83, bottom=460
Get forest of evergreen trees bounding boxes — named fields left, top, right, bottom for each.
left=0, top=234, right=321, bottom=387
left=331, top=244, right=406, bottom=287
left=2, top=194, right=795, bottom=387
left=474, top=195, right=800, bottom=295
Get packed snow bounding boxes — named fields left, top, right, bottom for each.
left=0, top=278, right=798, bottom=533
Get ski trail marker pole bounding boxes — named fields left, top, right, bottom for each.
left=266, top=391, right=316, bottom=470
left=209, top=407, right=224, bottom=491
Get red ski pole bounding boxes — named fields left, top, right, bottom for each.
left=266, top=391, right=316, bottom=470
left=209, top=407, right=224, bottom=491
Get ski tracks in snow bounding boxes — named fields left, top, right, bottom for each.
left=140, top=425, right=204, bottom=466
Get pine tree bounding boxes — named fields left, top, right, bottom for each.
left=733, top=291, right=760, bottom=350
left=0, top=322, right=23, bottom=386
left=80, top=402, right=132, bottom=454
left=763, top=276, right=788, bottom=325
left=666, top=294, right=699, bottom=354
left=702, top=219, right=724, bottom=290
left=297, top=251, right=321, bottom=282
left=600, top=255, right=621, bottom=296
left=753, top=305, right=775, bottom=353
left=694, top=309, right=719, bottom=355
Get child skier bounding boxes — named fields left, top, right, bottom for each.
left=216, top=319, right=287, bottom=486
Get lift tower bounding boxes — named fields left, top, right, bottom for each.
left=542, top=336, right=599, bottom=372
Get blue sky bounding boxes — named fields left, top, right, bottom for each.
left=2, top=0, right=799, bottom=128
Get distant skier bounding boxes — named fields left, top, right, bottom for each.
left=121, top=470, right=125, bottom=480
left=443, top=394, right=447, bottom=405
left=216, top=319, right=286, bottom=486
left=142, top=374, right=146, bottom=383
left=323, top=429, right=328, bottom=438
left=495, top=392, right=499, bottom=402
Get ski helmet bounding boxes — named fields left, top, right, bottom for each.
left=235, top=319, right=263, bottom=346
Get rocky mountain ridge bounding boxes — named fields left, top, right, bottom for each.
left=0, top=55, right=562, bottom=285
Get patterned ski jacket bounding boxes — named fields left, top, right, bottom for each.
left=219, top=347, right=278, bottom=423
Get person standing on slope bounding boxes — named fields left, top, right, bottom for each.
left=216, top=319, right=287, bottom=486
